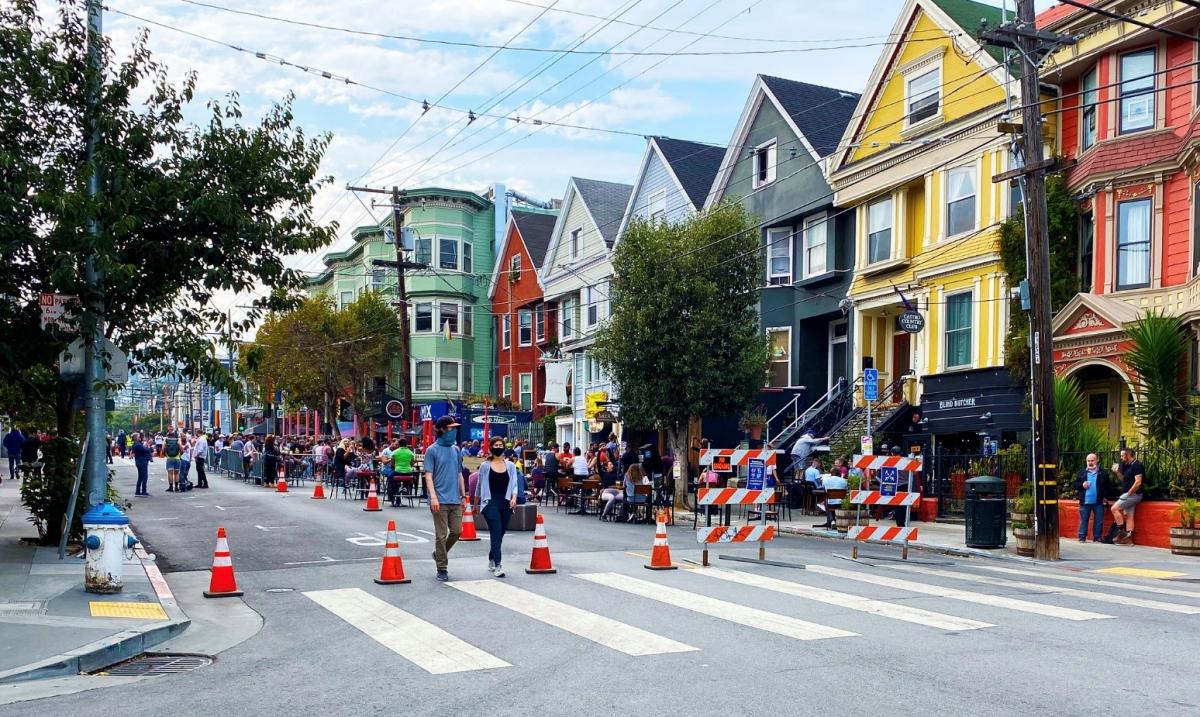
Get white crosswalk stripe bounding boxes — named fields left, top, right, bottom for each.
left=805, top=565, right=1113, bottom=621
left=448, top=580, right=697, bottom=656
left=889, top=565, right=1200, bottom=615
left=576, top=572, right=857, bottom=641
left=975, top=565, right=1200, bottom=600
left=694, top=568, right=994, bottom=631
left=304, top=588, right=509, bottom=674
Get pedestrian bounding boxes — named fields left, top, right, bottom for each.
left=424, top=416, right=467, bottom=582
left=332, top=438, right=349, bottom=487
left=1109, top=448, right=1145, bottom=545
left=262, top=435, right=280, bottom=486
left=164, top=432, right=182, bottom=492
left=154, top=432, right=165, bottom=457
left=790, top=431, right=829, bottom=479
left=1074, top=453, right=1110, bottom=542
left=116, top=429, right=126, bottom=459
left=178, top=433, right=191, bottom=487
left=242, top=434, right=258, bottom=483
left=105, top=433, right=114, bottom=465
left=20, top=428, right=41, bottom=465
left=478, top=437, right=519, bottom=577
left=3, top=425, right=24, bottom=483
left=132, top=432, right=153, bottom=495
left=192, top=430, right=209, bottom=488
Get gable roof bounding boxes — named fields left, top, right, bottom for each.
left=929, top=0, right=1005, bottom=64
left=572, top=177, right=633, bottom=248
left=758, top=75, right=861, bottom=159
left=652, top=137, right=725, bottom=209
left=511, top=210, right=558, bottom=269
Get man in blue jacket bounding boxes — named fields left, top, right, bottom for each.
left=131, top=433, right=153, bottom=496
left=1073, top=453, right=1111, bottom=542
left=2, top=427, right=24, bottom=483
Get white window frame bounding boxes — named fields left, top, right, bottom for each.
left=648, top=189, right=668, bottom=220
left=519, top=373, right=533, bottom=410
left=535, top=303, right=546, bottom=342
left=518, top=309, right=533, bottom=346
left=945, top=164, right=977, bottom=238
left=802, top=213, right=828, bottom=279
left=339, top=290, right=353, bottom=309
left=561, top=298, right=575, bottom=339
left=501, top=314, right=511, bottom=349
left=766, top=326, right=791, bottom=388
left=463, top=304, right=473, bottom=336
left=502, top=374, right=512, bottom=399
left=1116, top=197, right=1152, bottom=290
left=767, top=227, right=792, bottom=285
left=463, top=241, right=472, bottom=274
left=438, top=300, right=460, bottom=335
left=867, top=196, right=893, bottom=265
left=570, top=228, right=581, bottom=259
left=1118, top=48, right=1156, bottom=135
left=752, top=139, right=777, bottom=189
left=370, top=268, right=387, bottom=293
left=1081, top=65, right=1098, bottom=150
left=584, top=286, right=600, bottom=329
left=415, top=361, right=433, bottom=392
left=828, top=319, right=848, bottom=389
left=438, top=237, right=459, bottom=271
left=943, top=290, right=974, bottom=370
left=509, top=255, right=521, bottom=281
left=414, top=236, right=432, bottom=266
left=904, top=65, right=941, bottom=127
left=463, top=362, right=473, bottom=393
left=414, top=301, right=433, bottom=332
left=438, top=361, right=459, bottom=392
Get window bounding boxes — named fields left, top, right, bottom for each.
left=503, top=375, right=512, bottom=399
left=414, top=302, right=432, bottom=332
left=1088, top=392, right=1108, bottom=420
left=803, top=213, right=828, bottom=278
left=509, top=255, right=521, bottom=282
left=535, top=303, right=546, bottom=341
left=501, top=314, right=511, bottom=349
left=766, top=328, right=790, bottom=387
left=946, top=165, right=977, bottom=237
left=1081, top=66, right=1098, bottom=149
left=1119, top=49, right=1155, bottom=134
left=519, top=373, right=532, bottom=410
left=415, top=236, right=432, bottom=266
left=584, top=286, right=600, bottom=328
left=463, top=305, right=472, bottom=336
left=945, top=292, right=973, bottom=369
left=570, top=228, right=581, bottom=259
left=371, top=268, right=387, bottom=293
left=439, top=361, right=458, bottom=392
left=518, top=309, right=532, bottom=346
left=462, top=363, right=473, bottom=393
left=462, top=241, right=472, bottom=274
left=585, top=355, right=601, bottom=385
left=415, top=361, right=433, bottom=391
left=439, top=301, right=459, bottom=334
left=752, top=140, right=777, bottom=189
left=561, top=298, right=575, bottom=339
left=1117, top=198, right=1151, bottom=289
left=906, top=68, right=940, bottom=125
left=339, top=291, right=352, bottom=309
left=648, top=190, right=667, bottom=220
left=1080, top=212, right=1094, bottom=290
left=829, top=320, right=848, bottom=389
left=867, top=197, right=893, bottom=264
left=767, top=228, right=792, bottom=285
left=439, top=238, right=458, bottom=270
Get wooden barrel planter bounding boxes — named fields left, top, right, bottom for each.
left=834, top=509, right=856, bottom=534
left=1013, top=527, right=1035, bottom=557
left=1169, top=527, right=1200, bottom=556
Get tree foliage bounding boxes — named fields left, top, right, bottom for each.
left=0, top=0, right=336, bottom=434
left=1125, top=311, right=1190, bottom=442
left=592, top=202, right=767, bottom=504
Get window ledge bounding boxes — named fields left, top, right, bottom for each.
left=861, top=258, right=911, bottom=278
left=795, top=271, right=839, bottom=288
left=900, top=114, right=944, bottom=140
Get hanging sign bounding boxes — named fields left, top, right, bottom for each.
left=897, top=310, right=925, bottom=333
left=385, top=400, right=405, bottom=419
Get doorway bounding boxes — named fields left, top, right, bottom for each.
left=892, top=332, right=911, bottom=402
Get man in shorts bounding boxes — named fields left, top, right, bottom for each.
left=1110, top=448, right=1145, bottom=545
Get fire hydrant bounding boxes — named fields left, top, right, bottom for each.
left=82, top=502, right=139, bottom=594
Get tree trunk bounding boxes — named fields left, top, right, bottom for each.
left=55, top=382, right=77, bottom=437
left=668, top=424, right=690, bottom=511
left=324, top=392, right=341, bottom=438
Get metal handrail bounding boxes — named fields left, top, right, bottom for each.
left=767, top=378, right=849, bottom=445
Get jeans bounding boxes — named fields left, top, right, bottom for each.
left=1079, top=503, right=1103, bottom=540
left=195, top=457, right=207, bottom=487
left=7, top=456, right=18, bottom=479
left=136, top=461, right=149, bottom=494
left=180, top=459, right=191, bottom=483
left=482, top=499, right=513, bottom=566
left=431, top=503, right=463, bottom=571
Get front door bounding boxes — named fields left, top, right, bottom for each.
left=892, top=332, right=911, bottom=403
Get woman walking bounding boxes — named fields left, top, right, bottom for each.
left=479, top=437, right=519, bottom=577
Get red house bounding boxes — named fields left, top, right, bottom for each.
left=1041, top=1, right=1200, bottom=443
left=490, top=208, right=559, bottom=418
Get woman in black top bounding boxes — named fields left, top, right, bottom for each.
left=332, top=439, right=348, bottom=484
left=262, top=435, right=280, bottom=486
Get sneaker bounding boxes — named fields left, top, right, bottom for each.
left=1078, top=537, right=1086, bottom=543
left=492, top=565, right=505, bottom=578
left=436, top=571, right=449, bottom=582
left=487, top=560, right=495, bottom=571
left=1115, top=532, right=1133, bottom=545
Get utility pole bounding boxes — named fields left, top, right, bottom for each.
left=82, top=0, right=108, bottom=508
left=982, top=0, right=1074, bottom=560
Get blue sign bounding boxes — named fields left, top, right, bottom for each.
left=747, top=458, right=766, bottom=491
left=880, top=466, right=898, bottom=497
left=863, top=368, right=879, bottom=401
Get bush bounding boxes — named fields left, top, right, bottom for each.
left=20, top=436, right=86, bottom=546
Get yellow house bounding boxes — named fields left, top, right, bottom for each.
left=826, top=0, right=1031, bottom=453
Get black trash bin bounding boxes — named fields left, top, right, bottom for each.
left=965, top=475, right=1007, bottom=548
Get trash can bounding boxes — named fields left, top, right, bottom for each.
left=964, top=475, right=1007, bottom=548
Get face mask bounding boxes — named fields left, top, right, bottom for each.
left=436, top=432, right=455, bottom=447
left=490, top=446, right=504, bottom=457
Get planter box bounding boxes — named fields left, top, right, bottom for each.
left=1057, top=499, right=1179, bottom=549
left=917, top=496, right=938, bottom=522
left=1170, top=527, right=1200, bottom=556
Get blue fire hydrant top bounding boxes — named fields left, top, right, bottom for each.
left=81, top=501, right=129, bottom=526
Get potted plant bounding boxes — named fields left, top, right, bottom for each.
left=1012, top=521, right=1035, bottom=557
left=998, top=444, right=1026, bottom=497
left=1010, top=486, right=1034, bottom=527
left=834, top=474, right=861, bottom=534
left=739, top=405, right=768, bottom=441
left=1169, top=498, right=1200, bottom=556
left=949, top=463, right=967, bottom=500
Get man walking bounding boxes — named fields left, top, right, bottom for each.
left=1110, top=448, right=1145, bottom=545
left=3, top=425, right=24, bottom=483
left=1073, top=453, right=1109, bottom=542
left=424, top=416, right=467, bottom=582
left=192, top=430, right=209, bottom=488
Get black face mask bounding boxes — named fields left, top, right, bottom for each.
left=490, top=446, right=504, bottom=457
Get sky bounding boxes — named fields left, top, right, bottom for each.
left=94, top=0, right=1058, bottom=326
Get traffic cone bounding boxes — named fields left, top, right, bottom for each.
left=362, top=478, right=382, bottom=511
left=374, top=520, right=411, bottom=585
left=311, top=476, right=326, bottom=499
left=459, top=501, right=480, bottom=541
left=645, top=510, right=677, bottom=570
left=525, top=513, right=557, bottom=574
left=203, top=527, right=244, bottom=598
left=276, top=476, right=288, bottom=492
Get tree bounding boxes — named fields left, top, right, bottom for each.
left=1125, top=312, right=1190, bottom=442
left=0, top=0, right=336, bottom=435
left=592, top=203, right=768, bottom=507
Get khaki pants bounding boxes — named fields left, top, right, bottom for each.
left=431, top=503, right=463, bottom=571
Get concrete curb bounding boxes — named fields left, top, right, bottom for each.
left=776, top=524, right=1040, bottom=563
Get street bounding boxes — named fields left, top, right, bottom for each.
left=4, top=459, right=1199, bottom=715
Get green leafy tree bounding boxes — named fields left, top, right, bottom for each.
left=592, top=203, right=768, bottom=507
left=1125, top=312, right=1190, bottom=441
left=0, top=0, right=336, bottom=435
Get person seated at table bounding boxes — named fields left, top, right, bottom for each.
left=528, top=462, right=545, bottom=500
left=815, top=467, right=848, bottom=528
left=597, top=452, right=620, bottom=488
left=622, top=463, right=651, bottom=522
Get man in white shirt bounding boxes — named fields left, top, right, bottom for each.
left=790, top=432, right=828, bottom=478
left=816, top=465, right=848, bottom=528
left=192, top=431, right=209, bottom=488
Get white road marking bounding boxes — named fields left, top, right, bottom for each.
left=891, top=565, right=1200, bottom=615
left=449, top=580, right=696, bottom=656
left=345, top=532, right=385, bottom=547
left=255, top=525, right=297, bottom=532
left=576, top=572, right=856, bottom=641
left=806, top=565, right=1113, bottom=621
left=284, top=556, right=378, bottom=566
left=696, top=568, right=993, bottom=631
left=976, top=565, right=1200, bottom=599
left=418, top=529, right=436, bottom=536
left=395, top=532, right=430, bottom=544
left=304, top=588, right=509, bottom=674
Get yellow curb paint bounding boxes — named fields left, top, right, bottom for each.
left=89, top=601, right=168, bottom=620
left=1093, top=567, right=1187, bottom=579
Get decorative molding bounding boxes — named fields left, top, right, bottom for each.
left=896, top=45, right=946, bottom=77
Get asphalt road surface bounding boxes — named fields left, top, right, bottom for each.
left=8, top=458, right=1200, bottom=716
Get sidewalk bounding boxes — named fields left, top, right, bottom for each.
left=0, top=472, right=188, bottom=684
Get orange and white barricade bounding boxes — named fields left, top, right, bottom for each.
left=847, top=526, right=918, bottom=542
left=849, top=454, right=923, bottom=560
left=695, top=486, right=777, bottom=566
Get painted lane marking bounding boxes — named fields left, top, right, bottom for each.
left=418, top=529, right=436, bottom=536
left=575, top=572, right=855, bottom=641
left=449, top=580, right=696, bottom=656
left=805, top=565, right=1112, bottom=621
left=345, top=531, right=428, bottom=547
left=696, top=568, right=993, bottom=631
left=303, top=588, right=509, bottom=674
left=977, top=565, right=1200, bottom=599
left=1095, top=567, right=1186, bottom=579
left=255, top=525, right=298, bottom=532
left=284, top=556, right=378, bottom=566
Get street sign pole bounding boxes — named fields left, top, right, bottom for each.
left=83, top=0, right=108, bottom=510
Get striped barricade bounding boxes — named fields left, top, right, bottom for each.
left=701, top=448, right=779, bottom=467
left=696, top=525, right=776, bottom=544
left=850, top=490, right=920, bottom=506
left=850, top=454, right=923, bottom=472
left=848, top=526, right=919, bottom=542
left=697, top=488, right=776, bottom=505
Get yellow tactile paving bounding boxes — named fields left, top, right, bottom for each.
left=1093, top=567, right=1187, bottom=579
left=88, top=601, right=168, bottom=620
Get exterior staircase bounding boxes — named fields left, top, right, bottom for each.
left=765, top=378, right=853, bottom=449
left=826, top=370, right=916, bottom=461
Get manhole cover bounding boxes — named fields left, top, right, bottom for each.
left=94, top=654, right=213, bottom=676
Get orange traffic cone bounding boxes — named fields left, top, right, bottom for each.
left=203, top=527, right=244, bottom=598
left=645, top=510, right=677, bottom=570
left=362, top=478, right=382, bottom=511
left=276, top=476, right=288, bottom=492
left=311, top=476, right=326, bottom=499
left=374, top=520, right=411, bottom=585
left=460, top=501, right=480, bottom=541
left=525, top=513, right=557, bottom=574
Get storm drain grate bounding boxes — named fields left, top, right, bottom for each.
left=94, top=654, right=213, bottom=676
left=0, top=601, right=46, bottom=617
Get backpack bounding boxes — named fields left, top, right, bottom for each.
left=165, top=437, right=180, bottom=458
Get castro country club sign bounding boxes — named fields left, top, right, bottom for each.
left=896, top=309, right=924, bottom=333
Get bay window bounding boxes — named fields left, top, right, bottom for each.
left=1116, top=198, right=1151, bottom=289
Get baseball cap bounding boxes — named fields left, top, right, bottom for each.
left=435, top=416, right=461, bottom=430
